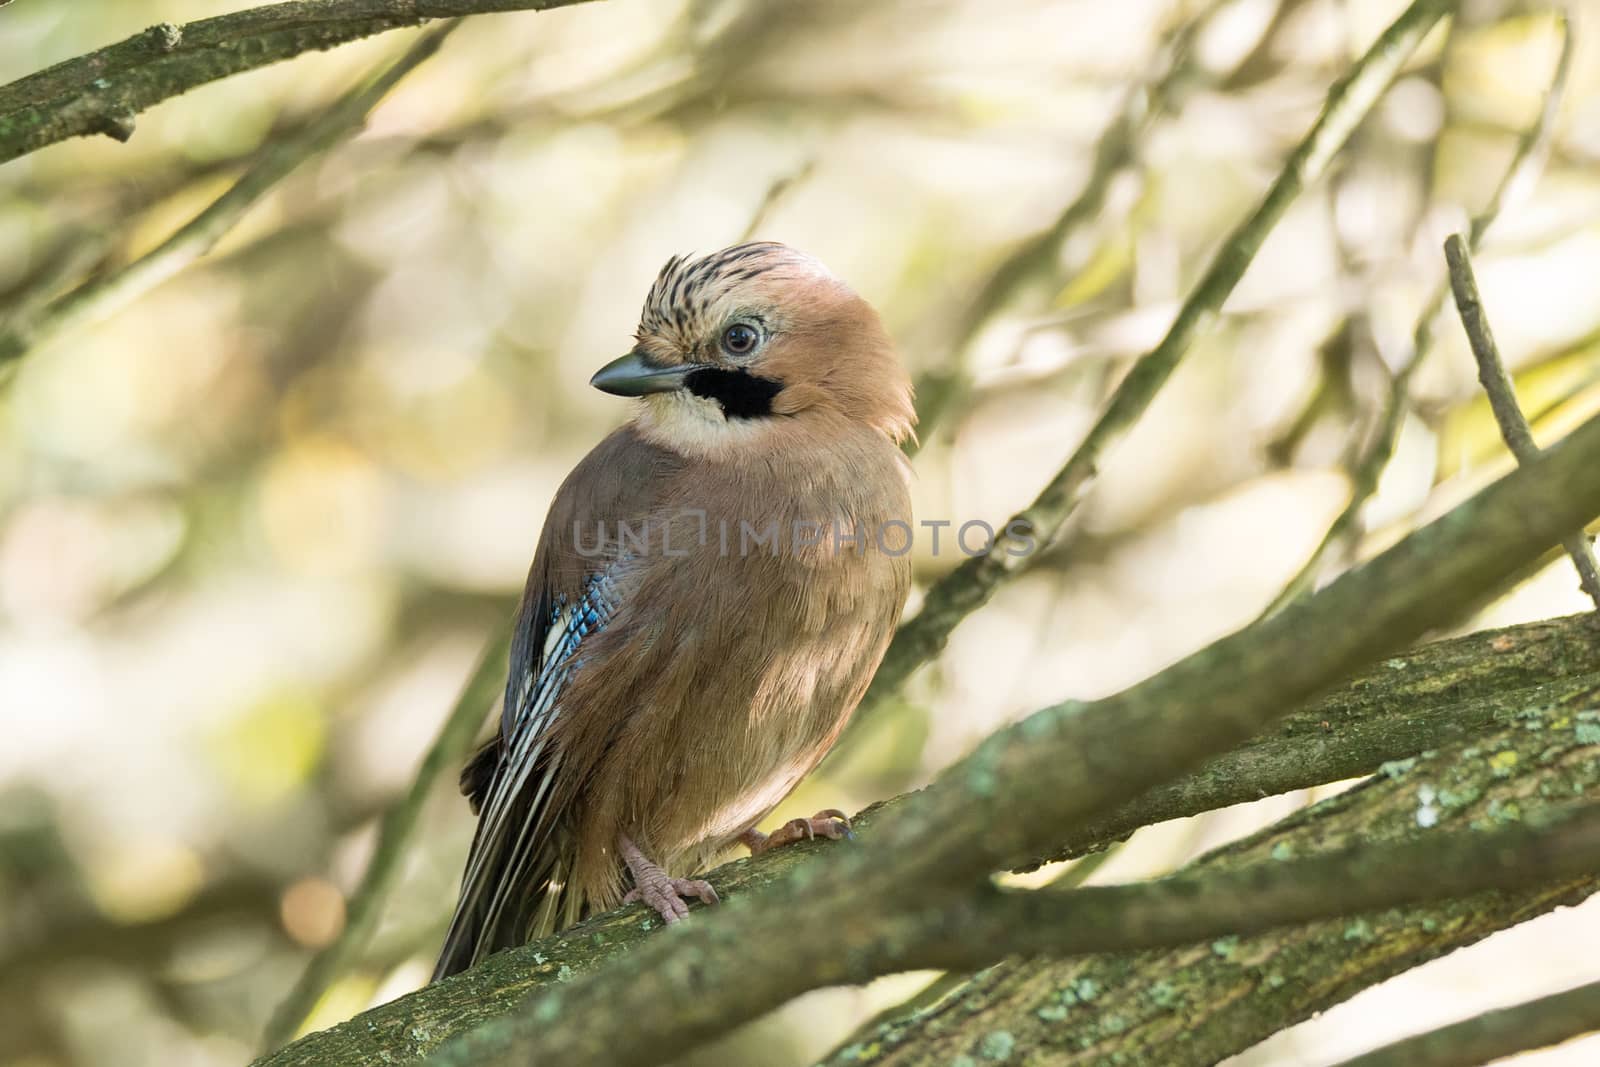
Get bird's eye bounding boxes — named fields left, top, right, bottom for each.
left=721, top=323, right=759, bottom=356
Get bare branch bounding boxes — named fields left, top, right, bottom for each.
left=0, top=1, right=600, bottom=166
left=1264, top=5, right=1575, bottom=613
left=1445, top=231, right=1600, bottom=610
left=862, top=0, right=1455, bottom=710
left=1330, top=977, right=1600, bottom=1067
left=924, top=802, right=1600, bottom=970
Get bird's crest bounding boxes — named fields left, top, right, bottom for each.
left=637, top=242, right=798, bottom=341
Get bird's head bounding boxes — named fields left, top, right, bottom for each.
left=591, top=242, right=915, bottom=454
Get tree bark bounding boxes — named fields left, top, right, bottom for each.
left=254, top=613, right=1600, bottom=1067
left=826, top=681, right=1600, bottom=1066
left=0, top=1, right=599, bottom=164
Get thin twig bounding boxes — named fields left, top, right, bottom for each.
left=1263, top=5, right=1575, bottom=615
left=258, top=623, right=509, bottom=1052
left=1330, top=977, right=1600, bottom=1067
left=858, top=0, right=1455, bottom=715
left=1448, top=240, right=1542, bottom=463
left=1444, top=233, right=1600, bottom=610
left=0, top=20, right=463, bottom=373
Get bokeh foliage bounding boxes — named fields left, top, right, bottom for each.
left=3, top=2, right=1599, bottom=1065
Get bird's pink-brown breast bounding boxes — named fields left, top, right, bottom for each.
left=541, top=419, right=912, bottom=907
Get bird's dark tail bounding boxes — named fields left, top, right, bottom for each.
left=431, top=740, right=584, bottom=981
left=431, top=847, right=583, bottom=981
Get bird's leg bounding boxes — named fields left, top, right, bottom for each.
left=739, top=808, right=854, bottom=856
left=618, top=834, right=719, bottom=924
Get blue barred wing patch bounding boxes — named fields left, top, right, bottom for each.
left=441, top=568, right=620, bottom=969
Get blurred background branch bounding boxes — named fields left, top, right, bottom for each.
left=910, top=0, right=1231, bottom=443
left=856, top=0, right=1454, bottom=727
left=255, top=620, right=504, bottom=1053
left=0, top=21, right=464, bottom=373
left=1263, top=3, right=1575, bottom=614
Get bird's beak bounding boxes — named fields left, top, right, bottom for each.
left=589, top=351, right=701, bottom=397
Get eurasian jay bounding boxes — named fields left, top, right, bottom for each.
left=433, top=242, right=915, bottom=979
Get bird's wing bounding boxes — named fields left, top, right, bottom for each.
left=434, top=426, right=680, bottom=979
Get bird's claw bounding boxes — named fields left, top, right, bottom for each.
left=623, top=875, right=719, bottom=924
left=743, top=809, right=855, bottom=855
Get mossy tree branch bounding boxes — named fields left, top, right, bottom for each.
left=919, top=800, right=1600, bottom=968
left=825, top=685, right=1600, bottom=1066
left=1028, top=612, right=1600, bottom=870
left=0, top=1, right=602, bottom=166
left=420, top=387, right=1600, bottom=1065
left=254, top=392, right=1600, bottom=1067
left=256, top=613, right=1600, bottom=1067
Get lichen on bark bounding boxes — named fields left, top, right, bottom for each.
left=257, top=617, right=1600, bottom=1067
left=829, top=682, right=1600, bottom=1066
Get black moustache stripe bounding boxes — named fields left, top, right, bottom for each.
left=684, top=367, right=784, bottom=419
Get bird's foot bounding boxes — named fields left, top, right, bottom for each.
left=619, top=834, right=719, bottom=925
left=740, top=808, right=854, bottom=856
